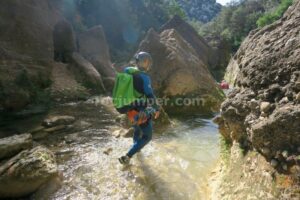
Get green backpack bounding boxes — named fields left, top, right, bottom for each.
left=112, top=67, right=144, bottom=113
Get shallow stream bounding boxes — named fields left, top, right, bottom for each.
left=1, top=100, right=220, bottom=200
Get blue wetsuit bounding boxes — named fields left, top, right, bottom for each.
left=124, top=67, right=158, bottom=158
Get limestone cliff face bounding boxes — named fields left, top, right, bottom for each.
left=214, top=0, right=300, bottom=199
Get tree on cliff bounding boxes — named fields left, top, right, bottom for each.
left=199, top=0, right=292, bottom=52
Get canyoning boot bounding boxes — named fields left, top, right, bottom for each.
left=118, top=155, right=130, bottom=165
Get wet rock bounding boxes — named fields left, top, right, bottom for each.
left=103, top=148, right=113, bottom=155
left=78, top=26, right=115, bottom=78
left=64, top=133, right=80, bottom=144
left=0, top=133, right=32, bottom=160
left=73, top=121, right=92, bottom=131
left=0, top=146, right=58, bottom=198
left=115, top=115, right=129, bottom=128
left=111, top=128, right=122, bottom=138
left=43, top=115, right=75, bottom=128
left=44, top=125, right=67, bottom=133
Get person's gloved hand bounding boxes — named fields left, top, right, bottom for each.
left=133, top=110, right=147, bottom=125
left=154, top=111, right=160, bottom=119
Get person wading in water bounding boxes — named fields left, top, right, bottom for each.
left=112, top=52, right=160, bottom=165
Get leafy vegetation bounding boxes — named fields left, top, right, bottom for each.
left=165, top=0, right=187, bottom=19
left=257, top=0, right=293, bottom=27
left=60, top=0, right=186, bottom=63
left=197, top=0, right=292, bottom=53
left=199, top=0, right=267, bottom=51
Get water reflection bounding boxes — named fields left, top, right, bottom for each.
left=44, top=105, right=219, bottom=200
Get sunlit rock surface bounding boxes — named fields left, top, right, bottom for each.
left=138, top=28, right=224, bottom=114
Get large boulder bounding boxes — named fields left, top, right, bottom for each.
left=78, top=26, right=115, bottom=78
left=0, top=146, right=58, bottom=198
left=216, top=0, right=300, bottom=160
left=0, top=0, right=65, bottom=110
left=138, top=28, right=224, bottom=114
left=70, top=52, right=106, bottom=93
left=53, top=20, right=76, bottom=63
left=160, top=15, right=214, bottom=67
left=0, top=133, right=32, bottom=160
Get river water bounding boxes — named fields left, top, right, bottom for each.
left=1, top=99, right=220, bottom=200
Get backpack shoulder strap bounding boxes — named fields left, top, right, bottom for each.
left=124, top=66, right=141, bottom=75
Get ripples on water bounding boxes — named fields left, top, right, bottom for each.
left=2, top=101, right=219, bottom=200
left=42, top=103, right=219, bottom=200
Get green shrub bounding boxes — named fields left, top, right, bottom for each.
left=199, top=0, right=265, bottom=52
left=165, top=0, right=186, bottom=19
left=257, top=0, right=293, bottom=27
